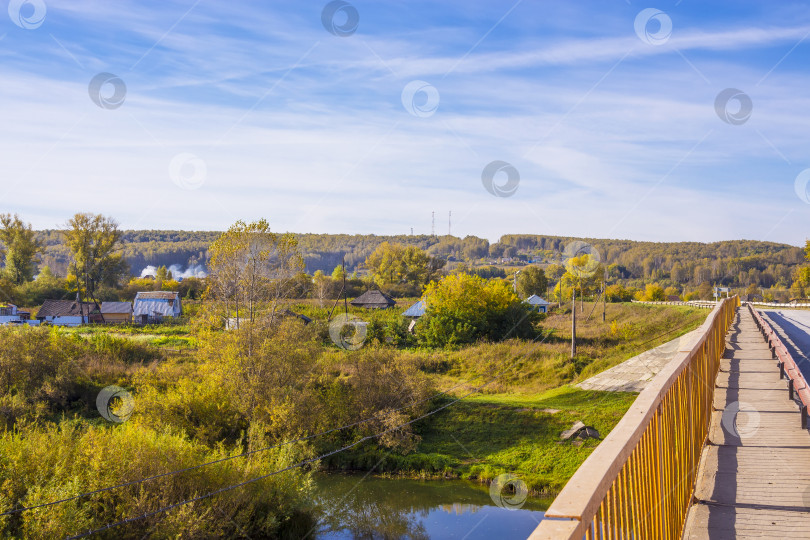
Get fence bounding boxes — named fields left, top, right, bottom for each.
left=529, top=296, right=739, bottom=539
left=631, top=300, right=715, bottom=308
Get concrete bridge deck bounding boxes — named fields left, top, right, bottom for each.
left=682, top=308, right=810, bottom=539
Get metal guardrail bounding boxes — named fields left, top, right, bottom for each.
left=748, top=304, right=810, bottom=427
left=529, top=296, right=739, bottom=540
left=747, top=301, right=810, bottom=308
left=631, top=300, right=715, bottom=308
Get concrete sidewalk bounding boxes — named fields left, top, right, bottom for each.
left=576, top=330, right=699, bottom=392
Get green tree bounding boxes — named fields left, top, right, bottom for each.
left=417, top=273, right=539, bottom=347
left=63, top=213, right=129, bottom=301
left=12, top=266, right=70, bottom=305
left=364, top=242, right=444, bottom=288
left=207, top=219, right=303, bottom=330
left=0, top=214, right=42, bottom=285
left=562, top=253, right=602, bottom=307
left=670, top=262, right=684, bottom=283
left=515, top=266, right=548, bottom=299
left=331, top=265, right=346, bottom=282
left=697, top=281, right=713, bottom=300
left=791, top=266, right=810, bottom=298
left=605, top=284, right=633, bottom=302
left=545, top=263, right=565, bottom=282
left=155, top=265, right=172, bottom=282
left=312, top=270, right=335, bottom=307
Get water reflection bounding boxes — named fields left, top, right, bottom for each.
left=310, top=474, right=550, bottom=540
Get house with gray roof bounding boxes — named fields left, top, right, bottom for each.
left=133, top=291, right=182, bottom=324
left=402, top=299, right=426, bottom=318
left=524, top=294, right=550, bottom=313
left=101, top=302, right=133, bottom=324
left=350, top=290, right=396, bottom=309
left=37, top=299, right=102, bottom=326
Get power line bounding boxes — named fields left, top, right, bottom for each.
left=67, top=329, right=552, bottom=539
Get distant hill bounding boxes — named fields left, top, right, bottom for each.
left=31, top=230, right=804, bottom=290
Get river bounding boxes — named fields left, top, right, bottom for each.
left=308, top=474, right=554, bottom=540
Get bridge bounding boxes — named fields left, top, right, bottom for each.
left=529, top=297, right=810, bottom=539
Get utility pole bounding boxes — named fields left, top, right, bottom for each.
left=580, top=284, right=584, bottom=313
left=448, top=211, right=451, bottom=236
left=571, top=287, right=576, bottom=358
left=343, top=258, right=348, bottom=317
left=513, top=270, right=521, bottom=294
left=602, top=267, right=607, bottom=323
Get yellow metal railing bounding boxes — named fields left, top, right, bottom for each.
left=529, top=296, right=739, bottom=540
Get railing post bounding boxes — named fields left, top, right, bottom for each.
left=779, top=362, right=785, bottom=379
left=789, top=379, right=794, bottom=401
left=802, top=405, right=808, bottom=430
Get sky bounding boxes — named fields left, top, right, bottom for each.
left=1, top=0, right=810, bottom=246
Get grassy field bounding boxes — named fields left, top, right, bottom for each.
left=322, top=301, right=709, bottom=494
left=25, top=300, right=709, bottom=496
left=327, top=387, right=637, bottom=495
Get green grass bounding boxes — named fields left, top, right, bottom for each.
left=148, top=335, right=198, bottom=348
left=43, top=301, right=707, bottom=497
left=323, top=302, right=708, bottom=495
left=60, top=322, right=192, bottom=337
left=327, top=386, right=636, bottom=495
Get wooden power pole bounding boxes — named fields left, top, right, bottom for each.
left=571, top=288, right=576, bottom=358
left=602, top=267, right=607, bottom=323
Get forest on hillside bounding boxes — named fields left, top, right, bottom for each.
left=31, top=230, right=806, bottom=291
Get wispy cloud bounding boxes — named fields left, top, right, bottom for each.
left=1, top=1, right=809, bottom=245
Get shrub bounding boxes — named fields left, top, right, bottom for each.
left=87, top=333, right=162, bottom=364
left=416, top=274, right=540, bottom=347
left=0, top=419, right=312, bottom=538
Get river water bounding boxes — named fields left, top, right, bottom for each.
left=308, top=474, right=553, bottom=540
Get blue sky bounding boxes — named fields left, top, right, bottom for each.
left=1, top=0, right=810, bottom=245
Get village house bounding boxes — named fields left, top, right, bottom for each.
left=524, top=294, right=550, bottom=314
left=0, top=303, right=34, bottom=326
left=350, top=289, right=396, bottom=309
left=402, top=298, right=426, bottom=333
left=37, top=299, right=102, bottom=326
left=402, top=299, right=426, bottom=318
left=133, top=291, right=182, bottom=324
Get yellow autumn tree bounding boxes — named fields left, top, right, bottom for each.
left=417, top=273, right=539, bottom=347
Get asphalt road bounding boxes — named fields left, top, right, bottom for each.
left=762, top=309, right=810, bottom=383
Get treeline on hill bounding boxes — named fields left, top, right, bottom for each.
left=31, top=230, right=807, bottom=289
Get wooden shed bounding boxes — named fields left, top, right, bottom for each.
left=101, top=302, right=133, bottom=324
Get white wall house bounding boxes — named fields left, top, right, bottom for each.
left=36, top=299, right=101, bottom=326
left=0, top=303, right=35, bottom=325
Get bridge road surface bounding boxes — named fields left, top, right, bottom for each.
left=761, top=310, right=810, bottom=383
left=682, top=307, right=810, bottom=539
